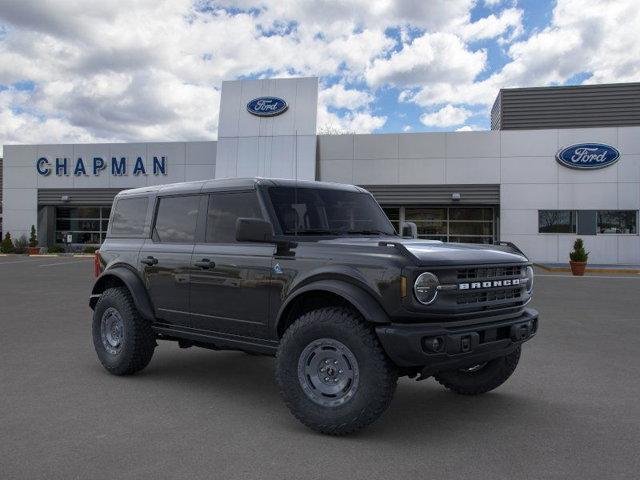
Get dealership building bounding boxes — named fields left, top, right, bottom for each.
left=1, top=78, right=639, bottom=264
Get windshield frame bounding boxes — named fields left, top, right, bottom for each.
left=260, top=184, right=398, bottom=239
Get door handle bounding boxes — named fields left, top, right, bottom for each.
left=194, top=258, right=215, bottom=269
left=141, top=256, right=158, bottom=266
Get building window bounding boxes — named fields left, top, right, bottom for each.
left=538, top=210, right=577, bottom=233
left=401, top=206, right=495, bottom=244
left=597, top=210, right=638, bottom=234
left=55, top=206, right=112, bottom=244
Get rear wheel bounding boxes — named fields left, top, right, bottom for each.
left=276, top=307, right=397, bottom=435
left=92, top=287, right=156, bottom=375
left=434, top=347, right=521, bottom=395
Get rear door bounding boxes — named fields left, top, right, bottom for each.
left=140, top=194, right=203, bottom=327
left=189, top=190, right=274, bottom=338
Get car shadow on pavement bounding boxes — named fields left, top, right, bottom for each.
left=95, top=346, right=553, bottom=442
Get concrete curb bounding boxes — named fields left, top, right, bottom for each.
left=534, top=263, right=640, bottom=275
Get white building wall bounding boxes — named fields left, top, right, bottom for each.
left=215, top=77, right=317, bottom=181
left=318, top=127, right=640, bottom=265
left=2, top=141, right=216, bottom=241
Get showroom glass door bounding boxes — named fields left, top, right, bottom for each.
left=55, top=206, right=111, bottom=245
left=382, top=206, right=496, bottom=244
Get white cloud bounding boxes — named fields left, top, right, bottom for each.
left=458, top=7, right=523, bottom=42
left=402, top=125, right=413, bottom=132
left=0, top=0, right=638, bottom=147
left=456, top=125, right=484, bottom=131
left=319, top=84, right=373, bottom=110
left=366, top=32, right=486, bottom=88
left=420, top=105, right=472, bottom=127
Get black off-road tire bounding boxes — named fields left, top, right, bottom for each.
left=434, top=347, right=521, bottom=395
left=92, top=287, right=156, bottom=376
left=276, top=307, right=398, bottom=435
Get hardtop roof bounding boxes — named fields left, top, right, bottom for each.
left=116, top=177, right=365, bottom=198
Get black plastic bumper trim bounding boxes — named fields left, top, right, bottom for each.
left=376, top=308, right=538, bottom=370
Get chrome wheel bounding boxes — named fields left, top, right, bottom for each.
left=101, top=307, right=124, bottom=355
left=297, top=338, right=360, bottom=407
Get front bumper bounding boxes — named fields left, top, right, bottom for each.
left=376, top=308, right=538, bottom=374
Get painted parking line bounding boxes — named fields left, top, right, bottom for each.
left=0, top=258, right=54, bottom=265
left=536, top=273, right=640, bottom=279
left=38, top=259, right=92, bottom=267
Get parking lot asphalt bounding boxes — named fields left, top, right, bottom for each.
left=1, top=256, right=639, bottom=480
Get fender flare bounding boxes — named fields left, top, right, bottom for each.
left=90, top=267, right=155, bottom=321
left=276, top=279, right=390, bottom=335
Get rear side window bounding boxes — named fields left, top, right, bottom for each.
left=153, top=195, right=200, bottom=243
left=110, top=197, right=149, bottom=237
left=206, top=192, right=262, bottom=243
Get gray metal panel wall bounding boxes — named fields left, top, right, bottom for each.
left=361, top=184, right=499, bottom=205
left=38, top=188, right=124, bottom=206
left=491, top=82, right=640, bottom=130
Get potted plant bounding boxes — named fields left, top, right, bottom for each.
left=13, top=235, right=28, bottom=254
left=28, top=225, right=40, bottom=255
left=1, top=232, right=15, bottom=253
left=569, top=238, right=589, bottom=276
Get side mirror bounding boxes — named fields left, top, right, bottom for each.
left=401, top=222, right=418, bottom=239
left=236, top=218, right=274, bottom=243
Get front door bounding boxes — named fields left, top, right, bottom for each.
left=140, top=194, right=202, bottom=327
left=189, top=191, right=274, bottom=339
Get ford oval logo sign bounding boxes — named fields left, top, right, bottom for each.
left=246, top=97, right=288, bottom=117
left=556, top=143, right=620, bottom=170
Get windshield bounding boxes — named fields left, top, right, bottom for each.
left=267, top=186, right=397, bottom=236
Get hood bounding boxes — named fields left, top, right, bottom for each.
left=316, top=236, right=528, bottom=266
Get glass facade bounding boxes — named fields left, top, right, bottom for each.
left=55, top=206, right=111, bottom=245
left=382, top=206, right=496, bottom=244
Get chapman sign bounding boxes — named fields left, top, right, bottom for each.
left=556, top=143, right=620, bottom=170
left=246, top=97, right=288, bottom=117
left=36, top=156, right=168, bottom=176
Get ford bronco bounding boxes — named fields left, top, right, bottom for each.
left=90, top=178, right=537, bottom=435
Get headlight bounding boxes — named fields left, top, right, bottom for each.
left=525, top=266, right=534, bottom=293
left=414, top=272, right=440, bottom=305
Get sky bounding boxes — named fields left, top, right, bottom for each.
left=0, top=0, right=639, bottom=154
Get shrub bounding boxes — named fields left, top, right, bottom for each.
left=569, top=238, right=589, bottom=262
left=13, top=235, right=29, bottom=254
left=48, top=244, right=65, bottom=254
left=83, top=246, right=98, bottom=254
left=29, top=225, right=38, bottom=248
left=1, top=233, right=15, bottom=253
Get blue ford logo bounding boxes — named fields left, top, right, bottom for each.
left=556, top=143, right=620, bottom=170
left=247, top=97, right=288, bottom=117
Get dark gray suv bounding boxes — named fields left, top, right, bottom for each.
left=90, top=178, right=538, bottom=435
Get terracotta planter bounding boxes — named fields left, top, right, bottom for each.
left=28, top=246, right=40, bottom=255
left=569, top=260, right=587, bottom=276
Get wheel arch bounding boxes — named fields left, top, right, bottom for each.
left=275, top=280, right=389, bottom=338
left=90, top=266, right=155, bottom=321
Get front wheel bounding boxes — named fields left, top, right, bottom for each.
left=276, top=307, right=397, bottom=435
left=434, top=347, right=521, bottom=395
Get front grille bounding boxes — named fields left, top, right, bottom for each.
left=457, top=266, right=522, bottom=280
left=457, top=287, right=522, bottom=305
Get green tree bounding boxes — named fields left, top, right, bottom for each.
left=1, top=232, right=15, bottom=253
left=569, top=238, right=589, bottom=262
left=29, top=225, right=38, bottom=248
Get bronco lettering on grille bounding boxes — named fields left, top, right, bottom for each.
left=459, top=279, right=520, bottom=290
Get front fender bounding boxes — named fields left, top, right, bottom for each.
left=276, top=279, right=390, bottom=334
left=90, top=266, right=155, bottom=321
